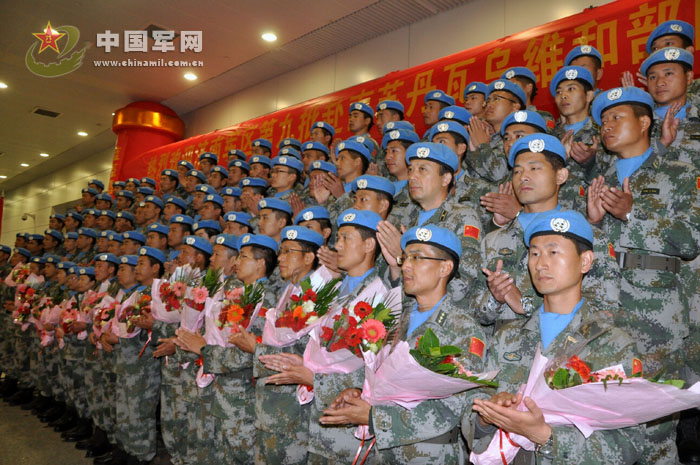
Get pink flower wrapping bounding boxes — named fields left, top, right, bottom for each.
left=470, top=347, right=700, bottom=465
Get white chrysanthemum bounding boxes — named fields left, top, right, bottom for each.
left=302, top=300, right=316, bottom=314
left=306, top=315, right=318, bottom=324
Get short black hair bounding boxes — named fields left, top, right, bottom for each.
left=271, top=210, right=292, bottom=227
left=297, top=241, right=320, bottom=269
left=513, top=76, right=537, bottom=100
left=173, top=223, right=192, bottom=235
left=144, top=256, right=165, bottom=278
left=248, top=185, right=268, bottom=197
left=250, top=245, right=277, bottom=277
left=385, top=108, right=404, bottom=120
left=573, top=238, right=593, bottom=255
left=542, top=151, right=566, bottom=172
left=347, top=150, right=370, bottom=174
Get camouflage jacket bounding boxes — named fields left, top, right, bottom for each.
left=472, top=300, right=643, bottom=464
left=466, top=132, right=509, bottom=184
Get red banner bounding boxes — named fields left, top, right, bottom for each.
left=117, top=0, right=698, bottom=181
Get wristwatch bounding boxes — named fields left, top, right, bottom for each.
left=395, top=255, right=403, bottom=266
left=535, top=433, right=554, bottom=458
left=625, top=210, right=632, bottom=222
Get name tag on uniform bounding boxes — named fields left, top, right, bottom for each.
left=641, top=188, right=660, bottom=195
left=689, top=135, right=700, bottom=141
left=498, top=248, right=514, bottom=256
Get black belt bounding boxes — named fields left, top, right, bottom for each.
left=616, top=251, right=681, bottom=273
left=424, top=427, right=460, bottom=444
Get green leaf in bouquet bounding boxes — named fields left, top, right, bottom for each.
left=201, top=267, right=223, bottom=296
left=550, top=368, right=570, bottom=389
left=571, top=372, right=584, bottom=386
left=419, top=328, right=440, bottom=352
left=659, top=379, right=686, bottom=389
left=435, top=362, right=457, bottom=375
left=439, top=345, right=462, bottom=357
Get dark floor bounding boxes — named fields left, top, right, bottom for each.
left=0, top=401, right=94, bottom=465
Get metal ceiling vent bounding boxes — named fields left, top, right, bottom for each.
left=31, top=106, right=61, bottom=118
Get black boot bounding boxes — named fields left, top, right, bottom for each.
left=85, top=429, right=112, bottom=458
left=52, top=407, right=77, bottom=432
left=20, top=391, right=41, bottom=410
left=678, top=409, right=700, bottom=463
left=31, top=395, right=53, bottom=414
left=126, top=454, right=150, bottom=465
left=64, top=418, right=93, bottom=441
left=7, top=387, right=33, bottom=405
left=40, top=401, right=64, bottom=422
left=48, top=405, right=72, bottom=427
left=0, top=377, right=17, bottom=398
left=94, top=446, right=127, bottom=465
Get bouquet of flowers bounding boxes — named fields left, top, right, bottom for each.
left=92, top=296, right=118, bottom=339
left=180, top=268, right=223, bottom=332
left=116, top=292, right=151, bottom=337
left=59, top=303, right=79, bottom=335
left=217, top=282, right=266, bottom=332
left=294, top=282, right=402, bottom=405
left=262, top=266, right=341, bottom=347
left=39, top=302, right=62, bottom=347
left=4, top=264, right=31, bottom=287
left=470, top=347, right=700, bottom=465
left=151, top=265, right=201, bottom=324
left=13, top=283, right=41, bottom=328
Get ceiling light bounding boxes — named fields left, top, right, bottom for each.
left=20, top=163, right=29, bottom=167
left=77, top=131, right=88, bottom=136
left=0, top=82, right=7, bottom=89
left=261, top=32, right=277, bottom=42
left=0, top=176, right=6, bottom=179
left=184, top=73, right=197, bottom=81
left=40, top=153, right=49, bottom=157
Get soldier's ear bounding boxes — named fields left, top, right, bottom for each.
left=580, top=250, right=594, bottom=274
left=439, top=259, right=454, bottom=279
left=596, top=67, right=604, bottom=84
left=585, top=90, right=595, bottom=105
left=555, top=167, right=569, bottom=187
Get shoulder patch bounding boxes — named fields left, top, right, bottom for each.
left=498, top=248, right=514, bottom=256
left=641, top=188, right=660, bottom=195
left=469, top=337, right=485, bottom=358
left=435, top=310, right=447, bottom=326
left=579, top=185, right=585, bottom=197
left=439, top=210, right=447, bottom=222
left=464, top=225, right=480, bottom=240
left=503, top=351, right=521, bottom=362
left=689, top=134, right=700, bottom=141
left=546, top=119, right=555, bottom=129
left=608, top=242, right=616, bottom=259
left=458, top=195, right=471, bottom=203
left=697, top=176, right=700, bottom=190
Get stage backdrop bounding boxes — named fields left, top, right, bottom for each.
left=110, top=0, right=699, bottom=185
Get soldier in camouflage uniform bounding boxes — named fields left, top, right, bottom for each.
left=73, top=227, right=97, bottom=265
left=474, top=134, right=620, bottom=334
left=470, top=210, right=643, bottom=464
left=380, top=127, right=420, bottom=225
left=326, top=140, right=373, bottom=224
left=381, top=142, right=483, bottom=311
left=588, top=87, right=700, bottom=464
left=321, top=224, right=486, bottom=464
left=501, top=66, right=555, bottom=124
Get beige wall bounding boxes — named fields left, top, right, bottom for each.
left=0, top=147, right=113, bottom=245
left=1, top=0, right=609, bottom=247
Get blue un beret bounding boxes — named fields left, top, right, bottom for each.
left=50, top=213, right=66, bottom=222
left=165, top=196, right=187, bottom=211
left=65, top=232, right=79, bottom=240
left=376, top=100, right=405, bottom=116
left=0, top=245, right=11, bottom=255
left=90, top=179, right=105, bottom=190
left=502, top=66, right=537, bottom=83
left=147, top=222, right=169, bottom=236
left=195, top=184, right=216, bottom=195
left=116, top=211, right=135, bottom=223
left=302, top=140, right=330, bottom=156
left=96, top=193, right=113, bottom=203
left=57, top=261, right=76, bottom=270
left=381, top=128, right=420, bottom=149
left=281, top=226, right=324, bottom=248
left=95, top=253, right=119, bottom=265
left=137, top=187, right=155, bottom=196
left=487, top=80, right=527, bottom=108
left=224, top=211, right=252, bottom=227
left=199, top=152, right=218, bottom=163
left=464, top=81, right=488, bottom=98
left=524, top=210, right=593, bottom=248
left=308, top=160, right=337, bottom=175
left=82, top=187, right=98, bottom=196
left=214, top=234, right=239, bottom=251
left=210, top=165, right=229, bottom=178
left=123, top=231, right=146, bottom=244
left=238, top=233, right=278, bottom=253
left=107, top=232, right=123, bottom=243
left=28, top=233, right=43, bottom=242
left=277, top=147, right=302, bottom=160
left=591, top=87, right=654, bottom=126
left=193, top=220, right=222, bottom=234
left=641, top=47, right=694, bottom=76
left=273, top=155, right=304, bottom=173
left=204, top=194, right=224, bottom=208
left=119, top=255, right=138, bottom=267
left=383, top=120, right=415, bottom=134
left=141, top=177, right=157, bottom=188
left=501, top=110, right=548, bottom=137
left=249, top=155, right=273, bottom=169
left=349, top=102, right=374, bottom=119
left=187, top=169, right=207, bottom=183
left=138, top=246, right=167, bottom=264
left=430, top=120, right=470, bottom=143
left=15, top=248, right=31, bottom=259
left=439, top=106, right=472, bottom=126
left=169, top=214, right=194, bottom=227
left=112, top=181, right=126, bottom=189
left=78, top=228, right=97, bottom=239
left=278, top=138, right=302, bottom=150
left=252, top=138, right=272, bottom=151
left=401, top=224, right=461, bottom=259
left=116, top=189, right=134, bottom=199
left=31, top=256, right=46, bottom=265
left=44, top=229, right=64, bottom=242
left=221, top=187, right=241, bottom=198
left=352, top=175, right=396, bottom=197
left=311, top=121, right=335, bottom=138
left=227, top=149, right=247, bottom=161
left=549, top=66, right=595, bottom=97
left=258, top=197, right=292, bottom=216
left=44, top=254, right=61, bottom=264
left=295, top=206, right=330, bottom=225
left=425, top=90, right=455, bottom=106
left=178, top=160, right=195, bottom=171
left=144, top=195, right=164, bottom=209
left=183, top=235, right=213, bottom=256
left=405, top=142, right=459, bottom=173
left=335, top=140, right=371, bottom=163
left=78, top=266, right=95, bottom=278
left=565, top=45, right=603, bottom=66
left=646, top=20, right=694, bottom=55
left=228, top=159, right=251, bottom=172
left=337, top=209, right=381, bottom=232
left=240, top=177, right=269, bottom=189
left=161, top=169, right=179, bottom=180
left=508, top=133, right=567, bottom=168
left=66, top=211, right=83, bottom=222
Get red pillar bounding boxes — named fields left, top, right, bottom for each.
left=110, top=101, right=185, bottom=192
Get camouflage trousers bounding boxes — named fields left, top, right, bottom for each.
left=114, top=344, right=160, bottom=462
left=0, top=313, right=14, bottom=376
left=638, top=415, right=681, bottom=465
left=13, top=328, right=32, bottom=385
left=183, top=393, right=217, bottom=465
left=216, top=411, right=256, bottom=464
left=42, top=343, right=63, bottom=400
left=255, top=429, right=308, bottom=465
left=64, top=337, right=89, bottom=418
left=160, top=382, right=188, bottom=465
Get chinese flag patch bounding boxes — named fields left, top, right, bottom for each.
left=546, top=119, right=556, bottom=129
left=697, top=176, right=700, bottom=190
left=579, top=185, right=585, bottom=197
left=469, top=337, right=485, bottom=358
left=464, top=225, right=480, bottom=240
left=608, top=243, right=616, bottom=259
left=632, top=358, right=643, bottom=376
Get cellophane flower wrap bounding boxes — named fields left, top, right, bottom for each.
left=470, top=346, right=700, bottom=465
left=57, top=297, right=78, bottom=348
left=296, top=282, right=402, bottom=405
left=13, top=282, right=42, bottom=328
left=152, top=265, right=201, bottom=324
left=262, top=266, right=341, bottom=347
left=91, top=296, right=118, bottom=340
left=4, top=263, right=33, bottom=287
left=180, top=267, right=223, bottom=332
left=115, top=291, right=151, bottom=338
left=39, top=300, right=62, bottom=347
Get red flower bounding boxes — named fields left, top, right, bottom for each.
left=321, top=326, right=334, bottom=342
left=290, top=294, right=300, bottom=303
left=441, top=355, right=455, bottom=365
left=259, top=307, right=268, bottom=318
left=353, top=301, right=372, bottom=319
left=566, top=355, right=592, bottom=380
left=346, top=327, right=362, bottom=347
left=302, top=289, right=317, bottom=302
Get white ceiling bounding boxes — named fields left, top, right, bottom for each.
left=0, top=0, right=469, bottom=191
